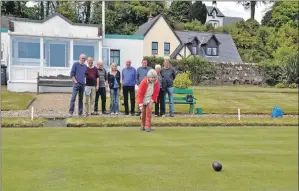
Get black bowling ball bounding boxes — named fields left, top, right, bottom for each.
left=212, top=161, right=222, bottom=172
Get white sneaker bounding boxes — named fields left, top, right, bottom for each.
left=111, top=112, right=115, bottom=115
left=115, top=112, right=119, bottom=115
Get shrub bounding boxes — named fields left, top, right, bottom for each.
left=289, top=83, right=297, bottom=88
left=256, top=61, right=285, bottom=86
left=283, top=53, right=298, bottom=84
left=143, top=56, right=216, bottom=85
left=143, top=56, right=164, bottom=68
left=173, top=71, right=192, bottom=89
left=275, top=83, right=285, bottom=88
left=171, top=57, right=216, bottom=85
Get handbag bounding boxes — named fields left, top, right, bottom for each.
left=85, top=86, right=91, bottom=96
left=186, top=94, right=194, bottom=102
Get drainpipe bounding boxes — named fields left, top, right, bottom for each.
left=102, top=0, right=105, bottom=42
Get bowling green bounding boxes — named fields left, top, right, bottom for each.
left=3, top=126, right=297, bottom=191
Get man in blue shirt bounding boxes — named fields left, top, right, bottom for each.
left=122, top=60, right=136, bottom=116
left=69, top=54, right=87, bottom=117
left=136, top=59, right=151, bottom=115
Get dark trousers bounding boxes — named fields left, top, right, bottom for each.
left=123, top=86, right=135, bottom=114
left=69, top=84, right=85, bottom=115
left=94, top=87, right=106, bottom=112
left=155, top=88, right=165, bottom=116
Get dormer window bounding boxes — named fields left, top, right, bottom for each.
left=206, top=47, right=218, bottom=56
left=192, top=46, right=197, bottom=55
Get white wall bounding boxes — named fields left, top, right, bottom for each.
left=1, top=32, right=9, bottom=66
left=206, top=15, right=224, bottom=27
left=13, top=15, right=99, bottom=39
left=103, top=38, right=144, bottom=72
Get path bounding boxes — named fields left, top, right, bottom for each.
left=1, top=93, right=298, bottom=118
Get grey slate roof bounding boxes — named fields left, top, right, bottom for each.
left=170, top=44, right=185, bottom=58
left=223, top=17, right=244, bottom=26
left=206, top=6, right=225, bottom=17
left=174, top=30, right=243, bottom=63
left=134, top=14, right=162, bottom=36
left=201, top=34, right=220, bottom=45
left=1, top=13, right=101, bottom=28
left=134, top=14, right=181, bottom=43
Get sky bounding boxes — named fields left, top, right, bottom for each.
left=27, top=1, right=274, bottom=24
left=202, top=1, right=274, bottom=23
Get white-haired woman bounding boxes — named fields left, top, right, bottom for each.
left=108, top=63, right=121, bottom=115
left=136, top=69, right=160, bottom=132
left=154, top=64, right=166, bottom=117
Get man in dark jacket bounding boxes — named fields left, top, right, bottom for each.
left=94, top=60, right=109, bottom=115
left=161, top=59, right=176, bottom=117
left=135, top=59, right=151, bottom=115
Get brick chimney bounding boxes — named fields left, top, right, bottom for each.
left=147, top=13, right=153, bottom=22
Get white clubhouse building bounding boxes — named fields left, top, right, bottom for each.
left=1, top=13, right=143, bottom=92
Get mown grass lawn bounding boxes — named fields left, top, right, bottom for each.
left=66, top=116, right=298, bottom=127
left=1, top=89, right=35, bottom=110
left=2, top=117, right=47, bottom=127
left=3, top=127, right=298, bottom=191
left=192, top=86, right=298, bottom=114
left=112, top=86, right=298, bottom=114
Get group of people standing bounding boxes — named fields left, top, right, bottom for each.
left=68, top=54, right=176, bottom=123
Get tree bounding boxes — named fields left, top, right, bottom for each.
left=2, top=1, right=16, bottom=15
left=55, top=1, right=78, bottom=23
left=84, top=1, right=91, bottom=23
left=271, top=1, right=298, bottom=29
left=188, top=1, right=207, bottom=24
left=168, top=1, right=192, bottom=23
left=238, top=1, right=269, bottom=20
left=1, top=1, right=28, bottom=17
left=40, top=1, right=44, bottom=19
left=184, top=20, right=207, bottom=31
left=261, top=9, right=272, bottom=26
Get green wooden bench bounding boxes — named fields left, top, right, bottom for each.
left=165, top=88, right=197, bottom=114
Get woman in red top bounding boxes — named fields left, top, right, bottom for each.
left=136, top=69, right=160, bottom=132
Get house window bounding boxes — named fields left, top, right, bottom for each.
left=110, top=50, right=120, bottom=66
left=164, top=42, right=170, bottom=55
left=1, top=44, right=3, bottom=61
left=206, top=47, right=218, bottom=56
left=102, top=47, right=109, bottom=68
left=18, top=42, right=40, bottom=59
left=11, top=37, right=40, bottom=66
left=192, top=46, right=197, bottom=55
left=44, top=39, right=70, bottom=67
left=73, top=45, right=95, bottom=61
left=212, top=48, right=217, bottom=55
left=152, top=42, right=158, bottom=55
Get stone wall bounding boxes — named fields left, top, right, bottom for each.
left=199, top=62, right=264, bottom=86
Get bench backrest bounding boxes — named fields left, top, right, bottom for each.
left=173, top=88, right=193, bottom=95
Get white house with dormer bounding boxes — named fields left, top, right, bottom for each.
left=205, top=2, right=244, bottom=28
